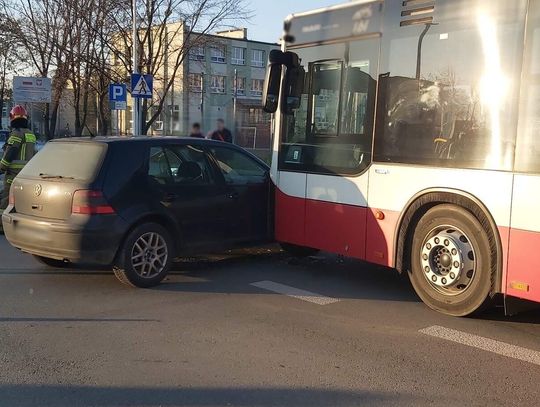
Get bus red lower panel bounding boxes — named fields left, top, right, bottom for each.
left=275, top=189, right=306, bottom=246
left=304, top=199, right=367, bottom=259
left=365, top=208, right=400, bottom=267
left=506, top=228, right=540, bottom=303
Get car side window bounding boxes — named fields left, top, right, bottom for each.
left=210, top=146, right=266, bottom=184
left=148, top=145, right=215, bottom=186
left=148, top=147, right=172, bottom=184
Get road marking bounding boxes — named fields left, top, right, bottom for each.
left=250, top=281, right=340, bottom=305
left=420, top=325, right=540, bottom=366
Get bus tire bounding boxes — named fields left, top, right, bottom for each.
left=280, top=242, right=319, bottom=258
left=409, top=204, right=493, bottom=316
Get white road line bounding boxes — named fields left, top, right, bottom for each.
left=420, top=325, right=540, bottom=366
left=250, top=281, right=340, bottom=305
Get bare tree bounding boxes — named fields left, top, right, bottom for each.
left=0, top=17, right=18, bottom=129
left=3, top=0, right=249, bottom=137
left=110, top=0, right=250, bottom=135
left=6, top=0, right=68, bottom=138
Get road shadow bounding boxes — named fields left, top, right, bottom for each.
left=0, top=384, right=415, bottom=407
left=473, top=305, right=540, bottom=325
left=0, top=317, right=156, bottom=323
left=157, top=250, right=420, bottom=304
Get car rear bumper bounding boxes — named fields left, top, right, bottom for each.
left=2, top=210, right=127, bottom=264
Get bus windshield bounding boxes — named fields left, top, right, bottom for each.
left=280, top=39, right=379, bottom=175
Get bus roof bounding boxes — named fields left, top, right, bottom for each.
left=284, top=0, right=383, bottom=48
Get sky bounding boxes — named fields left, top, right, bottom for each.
left=246, top=0, right=341, bottom=43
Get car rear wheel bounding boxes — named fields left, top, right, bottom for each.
left=33, top=255, right=69, bottom=268
left=280, top=242, right=319, bottom=258
left=409, top=204, right=494, bottom=317
left=114, top=223, right=173, bottom=288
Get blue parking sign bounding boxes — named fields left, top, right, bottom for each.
left=109, top=84, right=127, bottom=110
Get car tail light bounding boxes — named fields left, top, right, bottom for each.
left=8, top=187, right=14, bottom=206
left=72, top=190, right=115, bottom=215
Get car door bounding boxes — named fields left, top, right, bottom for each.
left=207, top=145, right=271, bottom=243
left=147, top=144, right=231, bottom=251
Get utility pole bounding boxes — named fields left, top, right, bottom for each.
left=132, top=0, right=140, bottom=136
left=233, top=68, right=238, bottom=144
left=200, top=74, right=205, bottom=131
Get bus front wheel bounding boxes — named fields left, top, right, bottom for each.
left=409, top=204, right=493, bottom=317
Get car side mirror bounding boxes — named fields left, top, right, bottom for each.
left=263, top=63, right=282, bottom=113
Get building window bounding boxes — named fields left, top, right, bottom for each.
left=188, top=73, right=203, bottom=92
left=247, top=108, right=269, bottom=124
left=210, top=47, right=226, bottom=63
left=189, top=46, right=205, bottom=61
left=211, top=75, right=226, bottom=94
left=251, top=79, right=264, bottom=97
left=233, top=76, right=246, bottom=96
left=232, top=47, right=246, bottom=65
left=252, top=50, right=265, bottom=67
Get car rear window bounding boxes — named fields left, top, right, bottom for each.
left=19, top=141, right=107, bottom=181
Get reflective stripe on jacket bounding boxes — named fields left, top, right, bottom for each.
left=0, top=128, right=36, bottom=183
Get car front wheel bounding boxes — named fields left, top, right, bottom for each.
left=114, top=223, right=173, bottom=288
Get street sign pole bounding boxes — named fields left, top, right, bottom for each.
left=132, top=0, right=140, bottom=136
left=233, top=69, right=238, bottom=144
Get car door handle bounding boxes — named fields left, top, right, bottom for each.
left=163, top=193, right=178, bottom=202
left=228, top=192, right=239, bottom=200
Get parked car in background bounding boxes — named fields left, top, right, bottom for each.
left=2, top=137, right=273, bottom=287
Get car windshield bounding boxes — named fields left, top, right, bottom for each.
left=19, top=141, right=107, bottom=182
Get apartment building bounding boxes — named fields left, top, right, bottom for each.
left=112, top=25, right=277, bottom=158
left=184, top=29, right=278, bottom=155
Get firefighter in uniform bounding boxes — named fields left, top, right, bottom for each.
left=0, top=105, right=37, bottom=231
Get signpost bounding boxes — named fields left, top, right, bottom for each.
left=13, top=77, right=52, bottom=103
left=13, top=76, right=52, bottom=134
left=131, top=74, right=153, bottom=99
left=109, top=84, right=127, bottom=136
left=109, top=84, right=127, bottom=110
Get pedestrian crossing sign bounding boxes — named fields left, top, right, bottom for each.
left=131, top=74, right=153, bottom=99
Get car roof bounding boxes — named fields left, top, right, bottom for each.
left=49, top=136, right=270, bottom=168
left=50, top=136, right=223, bottom=146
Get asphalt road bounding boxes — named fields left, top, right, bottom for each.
left=0, top=237, right=539, bottom=406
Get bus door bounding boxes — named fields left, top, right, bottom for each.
left=304, top=40, right=380, bottom=258
left=277, top=38, right=380, bottom=257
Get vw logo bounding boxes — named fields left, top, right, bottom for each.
left=33, top=184, right=42, bottom=197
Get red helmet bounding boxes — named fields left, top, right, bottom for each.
left=9, top=105, right=28, bottom=122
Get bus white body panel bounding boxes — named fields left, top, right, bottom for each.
left=269, top=0, right=540, bottom=310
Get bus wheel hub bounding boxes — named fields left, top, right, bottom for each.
left=420, top=228, right=475, bottom=291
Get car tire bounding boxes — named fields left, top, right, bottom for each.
left=114, top=223, right=173, bottom=288
left=280, top=242, right=320, bottom=258
left=33, top=255, right=69, bottom=268
left=409, top=204, right=494, bottom=317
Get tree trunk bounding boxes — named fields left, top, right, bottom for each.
left=50, top=103, right=59, bottom=138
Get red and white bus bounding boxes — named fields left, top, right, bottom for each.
left=263, top=0, right=540, bottom=316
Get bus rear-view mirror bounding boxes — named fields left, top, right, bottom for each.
left=263, top=63, right=282, bottom=113
left=282, top=66, right=305, bottom=115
